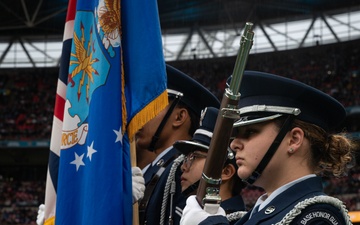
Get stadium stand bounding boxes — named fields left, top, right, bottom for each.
left=169, top=39, right=360, bottom=107
left=170, top=39, right=360, bottom=215
left=0, top=39, right=359, bottom=224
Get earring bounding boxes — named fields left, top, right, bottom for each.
left=288, top=148, right=294, bottom=153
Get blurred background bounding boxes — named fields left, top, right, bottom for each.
left=0, top=0, right=359, bottom=224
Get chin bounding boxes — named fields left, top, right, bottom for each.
left=237, top=170, right=250, bottom=180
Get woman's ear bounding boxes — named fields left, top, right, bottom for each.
left=288, top=127, right=305, bottom=153
left=221, top=164, right=236, bottom=182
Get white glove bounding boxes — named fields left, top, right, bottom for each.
left=36, top=204, right=45, bottom=225
left=180, top=195, right=226, bottom=225
left=132, top=166, right=145, bottom=204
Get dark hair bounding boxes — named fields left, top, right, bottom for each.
left=224, top=157, right=247, bottom=196
left=274, top=117, right=355, bottom=177
left=230, top=168, right=247, bottom=196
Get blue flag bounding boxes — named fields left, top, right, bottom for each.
left=48, top=0, right=167, bottom=224
left=121, top=0, right=168, bottom=138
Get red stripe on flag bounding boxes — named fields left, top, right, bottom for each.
left=66, top=0, right=77, bottom=22
left=54, top=94, right=65, bottom=122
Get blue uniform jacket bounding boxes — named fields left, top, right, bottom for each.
left=221, top=195, right=246, bottom=225
left=143, top=147, right=178, bottom=185
left=222, top=195, right=246, bottom=213
left=141, top=147, right=185, bottom=225
left=199, top=176, right=348, bottom=225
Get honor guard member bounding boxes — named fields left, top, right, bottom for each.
left=180, top=71, right=356, bottom=225
left=174, top=107, right=247, bottom=225
left=136, top=65, right=220, bottom=225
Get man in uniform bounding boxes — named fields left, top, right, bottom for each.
left=136, top=64, right=220, bottom=225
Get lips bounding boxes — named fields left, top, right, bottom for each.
left=236, top=157, right=244, bottom=166
left=181, top=176, right=186, bottom=181
left=180, top=176, right=187, bottom=186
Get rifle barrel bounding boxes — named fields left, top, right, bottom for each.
left=196, top=22, right=254, bottom=207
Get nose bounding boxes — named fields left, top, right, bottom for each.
left=230, top=138, right=244, bottom=152
left=180, top=161, right=187, bottom=172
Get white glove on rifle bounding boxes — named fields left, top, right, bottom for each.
left=180, top=195, right=225, bottom=225
left=36, top=204, right=45, bottom=225
left=132, top=166, right=145, bottom=204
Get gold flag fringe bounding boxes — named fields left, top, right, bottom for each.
left=127, top=90, right=168, bottom=142
left=44, top=217, right=55, bottom=225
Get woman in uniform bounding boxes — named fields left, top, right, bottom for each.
left=174, top=107, right=247, bottom=225
left=180, top=71, right=356, bottom=225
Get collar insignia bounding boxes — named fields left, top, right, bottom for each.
left=265, top=206, right=275, bottom=214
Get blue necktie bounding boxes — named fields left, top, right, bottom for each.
left=250, top=204, right=260, bottom=218
left=144, top=163, right=154, bottom=184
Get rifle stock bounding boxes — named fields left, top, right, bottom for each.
left=196, top=22, right=254, bottom=207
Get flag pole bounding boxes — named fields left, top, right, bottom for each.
left=130, top=141, right=140, bottom=225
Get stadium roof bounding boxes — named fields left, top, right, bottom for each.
left=1, top=0, right=359, bottom=36
left=0, top=0, right=359, bottom=67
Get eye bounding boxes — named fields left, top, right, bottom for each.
left=243, top=128, right=257, bottom=138
left=234, top=127, right=258, bottom=139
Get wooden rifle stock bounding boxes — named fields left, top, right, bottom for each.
left=196, top=22, right=254, bottom=207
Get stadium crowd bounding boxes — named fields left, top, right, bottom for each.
left=1, top=41, right=359, bottom=141
left=0, top=178, right=44, bottom=225
left=0, top=68, right=57, bottom=142
left=170, top=40, right=360, bottom=107
left=0, top=40, right=359, bottom=224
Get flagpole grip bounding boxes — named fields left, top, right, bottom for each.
left=130, top=141, right=140, bottom=225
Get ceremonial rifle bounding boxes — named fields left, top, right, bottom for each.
left=196, top=22, right=254, bottom=210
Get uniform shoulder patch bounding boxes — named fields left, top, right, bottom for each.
left=274, top=196, right=351, bottom=225
left=296, top=207, right=342, bottom=225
